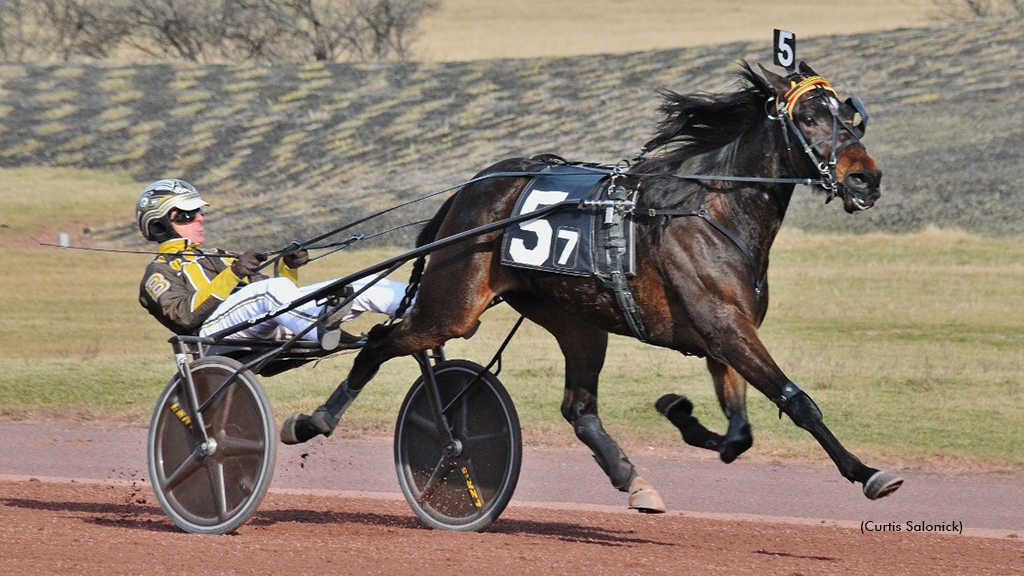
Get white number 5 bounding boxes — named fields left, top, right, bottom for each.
left=774, top=29, right=795, bottom=70
left=508, top=189, right=569, bottom=266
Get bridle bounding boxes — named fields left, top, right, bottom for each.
left=621, top=72, right=873, bottom=316
left=767, top=74, right=869, bottom=200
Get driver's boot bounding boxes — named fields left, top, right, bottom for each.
left=280, top=381, right=361, bottom=444
left=317, top=305, right=348, bottom=351
left=316, top=287, right=356, bottom=351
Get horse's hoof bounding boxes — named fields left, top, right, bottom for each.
left=655, top=394, right=693, bottom=418
left=627, top=476, right=666, bottom=513
left=280, top=411, right=331, bottom=445
left=863, top=470, right=903, bottom=500
left=718, top=422, right=753, bottom=464
left=719, top=438, right=750, bottom=464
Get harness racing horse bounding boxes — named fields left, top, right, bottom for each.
left=282, top=61, right=903, bottom=510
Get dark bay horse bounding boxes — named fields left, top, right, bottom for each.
left=282, top=61, right=902, bottom=510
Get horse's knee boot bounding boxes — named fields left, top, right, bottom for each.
left=574, top=413, right=637, bottom=491
left=656, top=394, right=722, bottom=450
left=280, top=381, right=361, bottom=445
left=778, top=385, right=823, bottom=432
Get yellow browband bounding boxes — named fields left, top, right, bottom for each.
left=782, top=76, right=837, bottom=118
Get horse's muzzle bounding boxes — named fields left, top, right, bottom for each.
left=840, top=169, right=882, bottom=213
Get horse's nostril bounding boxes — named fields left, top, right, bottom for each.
left=846, top=172, right=873, bottom=190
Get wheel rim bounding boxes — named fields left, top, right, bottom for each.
left=149, top=358, right=274, bottom=533
left=395, top=361, right=521, bottom=530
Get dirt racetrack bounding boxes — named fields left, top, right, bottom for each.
left=1, top=421, right=1022, bottom=575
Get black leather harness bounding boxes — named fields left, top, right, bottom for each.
left=636, top=203, right=768, bottom=298
left=512, top=159, right=771, bottom=344
left=590, top=177, right=648, bottom=342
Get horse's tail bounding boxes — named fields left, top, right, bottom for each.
left=394, top=192, right=458, bottom=320
left=393, top=254, right=424, bottom=320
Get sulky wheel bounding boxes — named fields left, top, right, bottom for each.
left=147, top=356, right=275, bottom=534
left=394, top=359, right=522, bottom=531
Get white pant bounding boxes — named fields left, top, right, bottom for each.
left=199, top=276, right=410, bottom=341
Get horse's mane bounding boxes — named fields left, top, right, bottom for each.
left=635, top=61, right=774, bottom=179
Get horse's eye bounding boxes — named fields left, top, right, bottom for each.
left=800, top=114, right=817, bottom=126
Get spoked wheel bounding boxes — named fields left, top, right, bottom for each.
left=147, top=356, right=275, bottom=534
left=394, top=359, right=522, bottom=531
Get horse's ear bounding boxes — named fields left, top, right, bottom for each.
left=758, top=63, right=791, bottom=96
left=798, top=61, right=817, bottom=76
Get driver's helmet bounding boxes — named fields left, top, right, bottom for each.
left=135, top=179, right=208, bottom=242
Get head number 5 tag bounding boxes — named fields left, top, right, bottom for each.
left=774, top=29, right=796, bottom=72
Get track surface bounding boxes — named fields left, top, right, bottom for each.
left=1, top=420, right=1022, bottom=575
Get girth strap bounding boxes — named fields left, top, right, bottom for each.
left=592, top=182, right=649, bottom=343
left=602, top=271, right=649, bottom=343
left=639, top=206, right=767, bottom=297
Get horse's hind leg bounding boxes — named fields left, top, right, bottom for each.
left=656, top=359, right=752, bottom=463
left=562, top=334, right=666, bottom=513
left=281, top=305, right=488, bottom=444
left=279, top=322, right=397, bottom=445
left=281, top=257, right=496, bottom=445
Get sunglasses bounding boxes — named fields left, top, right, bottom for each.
left=171, top=208, right=203, bottom=224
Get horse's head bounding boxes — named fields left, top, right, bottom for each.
left=759, top=62, right=882, bottom=213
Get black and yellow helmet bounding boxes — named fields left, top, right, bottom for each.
left=135, top=179, right=208, bottom=241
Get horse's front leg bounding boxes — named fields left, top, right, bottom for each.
left=657, top=359, right=753, bottom=463
left=718, top=323, right=903, bottom=500
left=708, top=360, right=753, bottom=463
left=776, top=379, right=903, bottom=499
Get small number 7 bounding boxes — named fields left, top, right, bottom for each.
left=556, top=228, right=579, bottom=265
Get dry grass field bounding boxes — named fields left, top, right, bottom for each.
left=417, top=0, right=935, bottom=61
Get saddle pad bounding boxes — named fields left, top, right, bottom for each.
left=500, top=166, right=609, bottom=277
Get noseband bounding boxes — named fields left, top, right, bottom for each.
left=769, top=75, right=868, bottom=199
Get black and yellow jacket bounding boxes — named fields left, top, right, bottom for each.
left=138, top=239, right=299, bottom=334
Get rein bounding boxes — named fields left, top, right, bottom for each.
left=261, top=160, right=823, bottom=269
left=7, top=73, right=859, bottom=321
left=0, top=223, right=242, bottom=259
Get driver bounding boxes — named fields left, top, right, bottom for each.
left=136, top=178, right=409, bottom=349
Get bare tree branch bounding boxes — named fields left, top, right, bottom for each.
left=0, top=0, right=49, bottom=61
left=123, top=0, right=220, bottom=62
left=38, top=0, right=132, bottom=61
left=0, top=0, right=441, bottom=63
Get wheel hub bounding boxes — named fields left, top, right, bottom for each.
left=442, top=439, right=463, bottom=459
left=199, top=437, right=218, bottom=457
